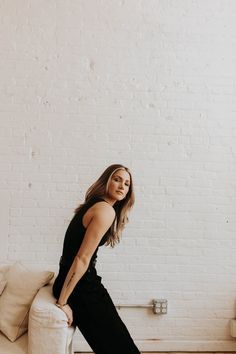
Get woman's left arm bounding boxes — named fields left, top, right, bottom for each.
left=57, top=203, right=115, bottom=308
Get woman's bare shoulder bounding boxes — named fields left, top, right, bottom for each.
left=92, top=201, right=116, bottom=219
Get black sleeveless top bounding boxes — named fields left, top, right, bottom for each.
left=59, top=196, right=114, bottom=271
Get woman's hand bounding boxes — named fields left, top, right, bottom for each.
left=56, top=303, right=73, bottom=326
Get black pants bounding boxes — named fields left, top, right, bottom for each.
left=53, top=266, right=140, bottom=354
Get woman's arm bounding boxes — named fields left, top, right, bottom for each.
left=57, top=202, right=116, bottom=306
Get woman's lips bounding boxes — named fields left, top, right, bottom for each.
left=116, top=191, right=123, bottom=195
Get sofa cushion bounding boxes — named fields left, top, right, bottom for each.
left=0, top=332, right=27, bottom=354
left=0, top=275, right=7, bottom=295
left=0, top=262, right=54, bottom=342
left=0, top=266, right=9, bottom=295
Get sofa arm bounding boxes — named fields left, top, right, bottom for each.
left=28, top=284, right=75, bottom=354
left=230, top=319, right=236, bottom=338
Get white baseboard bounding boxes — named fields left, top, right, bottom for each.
left=73, top=335, right=236, bottom=352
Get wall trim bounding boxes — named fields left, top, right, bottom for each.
left=73, top=336, right=236, bottom=352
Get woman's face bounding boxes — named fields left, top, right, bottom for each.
left=107, top=169, right=131, bottom=202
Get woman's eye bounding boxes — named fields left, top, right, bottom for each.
left=113, top=178, right=129, bottom=186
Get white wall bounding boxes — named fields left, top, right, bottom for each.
left=0, top=0, right=236, bottom=351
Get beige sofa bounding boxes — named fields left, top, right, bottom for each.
left=0, top=263, right=75, bottom=354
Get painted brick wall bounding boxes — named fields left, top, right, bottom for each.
left=0, top=0, right=236, bottom=351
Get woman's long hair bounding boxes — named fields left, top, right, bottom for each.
left=75, top=164, right=135, bottom=247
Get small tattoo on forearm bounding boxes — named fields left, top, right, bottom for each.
left=66, top=272, right=75, bottom=288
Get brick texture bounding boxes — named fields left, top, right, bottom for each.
left=0, top=0, right=236, bottom=351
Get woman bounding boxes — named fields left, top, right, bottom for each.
left=52, top=164, right=140, bottom=354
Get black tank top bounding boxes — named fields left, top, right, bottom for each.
left=59, top=196, right=113, bottom=270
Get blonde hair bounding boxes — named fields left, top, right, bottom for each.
left=75, top=164, right=135, bottom=247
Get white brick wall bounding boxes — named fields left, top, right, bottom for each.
left=0, top=0, right=236, bottom=351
